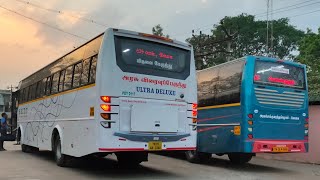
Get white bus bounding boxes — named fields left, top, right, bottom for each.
left=17, top=28, right=197, bottom=167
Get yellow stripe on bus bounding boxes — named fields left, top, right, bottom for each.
left=19, top=83, right=96, bottom=106
left=198, top=103, right=241, bottom=110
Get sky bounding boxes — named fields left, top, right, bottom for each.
left=0, top=0, right=319, bottom=89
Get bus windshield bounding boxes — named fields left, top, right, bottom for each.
left=115, top=36, right=191, bottom=80
left=254, top=61, right=305, bottom=89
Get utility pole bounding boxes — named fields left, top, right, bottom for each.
left=270, top=0, right=274, bottom=57
left=266, top=0, right=270, bottom=55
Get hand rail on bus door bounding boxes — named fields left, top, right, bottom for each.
left=189, top=123, right=241, bottom=127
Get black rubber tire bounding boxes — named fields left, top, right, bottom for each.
left=21, top=144, right=29, bottom=153
left=185, top=150, right=212, bottom=163
left=228, top=153, right=253, bottom=164
left=21, top=144, right=38, bottom=153
left=54, top=134, right=72, bottom=167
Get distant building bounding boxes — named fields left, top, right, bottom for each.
left=0, top=89, right=11, bottom=118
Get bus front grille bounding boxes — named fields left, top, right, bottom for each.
left=254, top=88, right=305, bottom=108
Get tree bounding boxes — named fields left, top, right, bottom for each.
left=152, top=24, right=169, bottom=38
left=187, top=14, right=305, bottom=70
left=297, top=28, right=320, bottom=102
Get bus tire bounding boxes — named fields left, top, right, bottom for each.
left=21, top=144, right=29, bottom=153
left=185, top=150, right=212, bottom=163
left=21, top=144, right=38, bottom=153
left=228, top=153, right=253, bottom=164
left=54, top=134, right=72, bottom=167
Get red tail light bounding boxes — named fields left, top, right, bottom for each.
left=192, top=103, right=198, bottom=109
left=192, top=110, right=198, bottom=117
left=305, top=118, right=309, bottom=122
left=100, top=113, right=111, bottom=120
left=100, top=104, right=111, bottom=112
left=101, top=96, right=111, bottom=103
left=248, top=114, right=253, bottom=119
left=248, top=134, right=253, bottom=139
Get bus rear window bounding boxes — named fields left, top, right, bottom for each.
left=254, top=61, right=305, bottom=89
left=115, top=36, right=191, bottom=80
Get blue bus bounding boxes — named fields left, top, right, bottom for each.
left=186, top=56, right=309, bottom=164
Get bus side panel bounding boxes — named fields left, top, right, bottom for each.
left=18, top=86, right=98, bottom=157
left=197, top=106, right=242, bottom=154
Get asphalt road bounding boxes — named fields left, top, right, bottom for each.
left=0, top=142, right=319, bottom=180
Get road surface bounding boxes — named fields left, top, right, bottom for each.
left=0, top=142, right=319, bottom=180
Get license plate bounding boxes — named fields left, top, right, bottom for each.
left=272, top=147, right=289, bottom=152
left=148, top=141, right=162, bottom=151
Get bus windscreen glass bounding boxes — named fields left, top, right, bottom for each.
left=254, top=61, right=305, bottom=89
left=115, top=36, right=191, bottom=80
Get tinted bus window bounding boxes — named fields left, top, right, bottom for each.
left=89, top=56, right=97, bottom=83
left=52, top=72, right=60, bottom=94
left=254, top=61, right=305, bottom=89
left=81, top=59, right=90, bottom=85
left=73, top=62, right=82, bottom=88
left=45, top=77, right=52, bottom=95
left=41, top=78, right=47, bottom=97
left=58, top=70, right=65, bottom=92
left=115, top=36, right=191, bottom=80
left=35, top=81, right=41, bottom=98
left=215, top=61, right=244, bottom=105
left=64, top=66, right=73, bottom=90
left=198, top=68, right=219, bottom=107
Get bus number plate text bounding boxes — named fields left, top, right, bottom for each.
left=148, top=141, right=162, bottom=151
left=272, top=147, right=289, bottom=152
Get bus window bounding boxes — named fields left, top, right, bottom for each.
left=64, top=66, right=73, bottom=91
left=58, top=70, right=66, bottom=92
left=89, top=56, right=97, bottom=83
left=41, top=78, right=47, bottom=97
left=215, top=61, right=244, bottom=105
left=81, top=59, right=90, bottom=85
left=114, top=36, right=191, bottom=80
left=52, top=72, right=60, bottom=94
left=73, top=62, right=82, bottom=88
left=198, top=68, right=219, bottom=107
left=45, top=76, right=52, bottom=95
left=35, top=81, right=41, bottom=99
left=21, top=88, right=26, bottom=103
left=254, top=61, right=306, bottom=89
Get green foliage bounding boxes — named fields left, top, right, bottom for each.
left=152, top=24, right=169, bottom=38
left=187, top=14, right=305, bottom=70
left=297, top=28, right=320, bottom=102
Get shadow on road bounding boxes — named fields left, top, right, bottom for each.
left=25, top=150, right=179, bottom=179
left=156, top=151, right=296, bottom=174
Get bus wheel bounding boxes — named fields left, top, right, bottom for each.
left=54, top=134, right=72, bottom=167
left=116, top=152, right=147, bottom=167
left=21, top=144, right=30, bottom=153
left=228, top=153, right=253, bottom=164
left=21, top=144, right=38, bottom=153
left=185, top=150, right=212, bottom=163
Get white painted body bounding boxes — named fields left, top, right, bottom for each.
left=18, top=29, right=197, bottom=157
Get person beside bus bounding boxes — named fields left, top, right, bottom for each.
left=0, top=113, right=8, bottom=151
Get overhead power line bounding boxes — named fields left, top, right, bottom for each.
left=12, top=0, right=108, bottom=27
left=289, top=8, right=320, bottom=18
left=173, top=0, right=320, bottom=38
left=255, top=0, right=318, bottom=16
left=0, top=4, right=89, bottom=40
left=256, top=0, right=320, bottom=18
